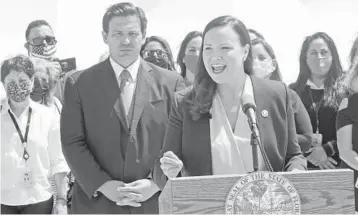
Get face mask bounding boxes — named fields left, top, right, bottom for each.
left=6, top=80, right=32, bottom=103
left=307, top=56, right=331, bottom=76
left=144, top=56, right=170, bottom=70
left=30, top=78, right=50, bottom=103
left=252, top=59, right=274, bottom=79
left=184, top=55, right=199, bottom=74
left=29, top=43, right=57, bottom=59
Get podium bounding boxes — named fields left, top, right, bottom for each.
left=159, top=169, right=355, bottom=214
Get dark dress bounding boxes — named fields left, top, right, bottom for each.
left=336, top=93, right=358, bottom=211
left=292, top=85, right=340, bottom=168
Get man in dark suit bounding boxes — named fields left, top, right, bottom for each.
left=60, top=2, right=185, bottom=214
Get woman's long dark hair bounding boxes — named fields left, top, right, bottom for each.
left=177, top=31, right=203, bottom=78
left=186, top=15, right=253, bottom=120
left=251, top=38, right=282, bottom=82
left=290, top=32, right=343, bottom=107
left=140, top=36, right=176, bottom=71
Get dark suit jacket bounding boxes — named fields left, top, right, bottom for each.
left=153, top=76, right=307, bottom=190
left=60, top=59, right=185, bottom=214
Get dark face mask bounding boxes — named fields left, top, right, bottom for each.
left=30, top=78, right=49, bottom=103
left=144, top=55, right=170, bottom=70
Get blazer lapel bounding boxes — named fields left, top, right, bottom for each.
left=129, top=60, right=153, bottom=135
left=198, top=116, right=213, bottom=175
left=97, top=59, right=129, bottom=132
left=185, top=113, right=213, bottom=176
left=250, top=76, right=270, bottom=160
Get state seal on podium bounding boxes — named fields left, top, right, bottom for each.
left=225, top=172, right=301, bottom=214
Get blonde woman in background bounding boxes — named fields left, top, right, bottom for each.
left=31, top=58, right=62, bottom=113
left=31, top=58, right=76, bottom=213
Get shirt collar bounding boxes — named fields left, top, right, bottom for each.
left=306, top=79, right=325, bottom=90
left=1, top=99, right=37, bottom=116
left=109, top=57, right=141, bottom=82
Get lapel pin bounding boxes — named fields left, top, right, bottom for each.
left=261, top=110, right=268, bottom=118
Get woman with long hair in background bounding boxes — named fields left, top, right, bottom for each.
left=290, top=32, right=343, bottom=170
left=251, top=38, right=313, bottom=152
left=176, top=31, right=203, bottom=86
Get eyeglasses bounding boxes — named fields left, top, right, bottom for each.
left=28, top=36, right=57, bottom=46
left=142, top=50, right=168, bottom=59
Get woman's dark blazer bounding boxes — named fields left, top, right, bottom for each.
left=153, top=76, right=307, bottom=190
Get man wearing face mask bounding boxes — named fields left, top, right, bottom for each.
left=24, top=20, right=76, bottom=104
left=140, top=36, right=177, bottom=72
left=142, top=50, right=171, bottom=70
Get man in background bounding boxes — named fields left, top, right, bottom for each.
left=24, top=19, right=76, bottom=212
left=24, top=20, right=76, bottom=103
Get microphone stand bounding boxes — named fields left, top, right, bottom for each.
left=250, top=123, right=274, bottom=172
left=250, top=123, right=260, bottom=172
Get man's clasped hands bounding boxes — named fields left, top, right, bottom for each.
left=98, top=179, right=160, bottom=207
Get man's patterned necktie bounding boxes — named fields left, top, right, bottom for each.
left=118, top=69, right=135, bottom=126
left=119, top=69, right=131, bottom=93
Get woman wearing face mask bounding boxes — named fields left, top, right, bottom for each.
left=140, top=36, right=176, bottom=71
left=290, top=32, right=343, bottom=170
left=152, top=16, right=306, bottom=190
left=31, top=58, right=76, bottom=211
left=337, top=38, right=358, bottom=212
left=177, top=31, right=203, bottom=86
left=0, top=55, right=69, bottom=214
left=31, top=58, right=62, bottom=113
left=251, top=38, right=313, bottom=152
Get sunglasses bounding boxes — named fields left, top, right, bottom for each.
left=142, top=50, right=168, bottom=59
left=28, top=36, right=57, bottom=46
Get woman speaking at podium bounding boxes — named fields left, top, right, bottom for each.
left=152, top=15, right=307, bottom=190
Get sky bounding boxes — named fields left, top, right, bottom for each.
left=0, top=0, right=357, bottom=84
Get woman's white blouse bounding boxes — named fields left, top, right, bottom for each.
left=1, top=100, right=69, bottom=206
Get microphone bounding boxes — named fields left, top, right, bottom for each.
left=241, top=94, right=260, bottom=172
left=241, top=94, right=259, bottom=139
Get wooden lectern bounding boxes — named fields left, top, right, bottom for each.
left=159, top=169, right=355, bottom=214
